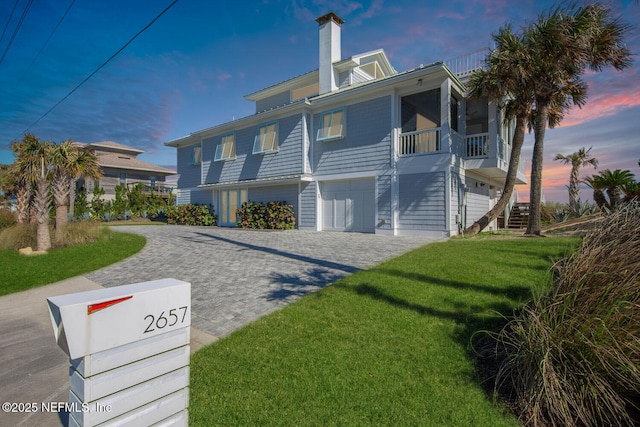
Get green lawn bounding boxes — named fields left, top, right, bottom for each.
left=190, top=236, right=580, bottom=426
left=0, top=228, right=146, bottom=296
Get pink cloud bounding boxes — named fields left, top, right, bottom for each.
left=217, top=72, right=232, bottom=82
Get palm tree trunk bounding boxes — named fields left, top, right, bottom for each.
left=527, top=104, right=548, bottom=235
left=34, top=176, right=51, bottom=251
left=464, top=115, right=526, bottom=234
left=16, top=183, right=31, bottom=224
left=569, top=164, right=580, bottom=211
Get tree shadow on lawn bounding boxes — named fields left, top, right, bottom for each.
left=335, top=272, right=527, bottom=405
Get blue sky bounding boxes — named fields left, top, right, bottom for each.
left=1, top=0, right=638, bottom=203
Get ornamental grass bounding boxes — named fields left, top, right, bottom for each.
left=495, top=202, right=640, bottom=426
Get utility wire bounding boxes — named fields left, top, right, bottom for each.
left=0, top=0, right=20, bottom=47
left=24, top=0, right=77, bottom=75
left=0, top=0, right=35, bottom=66
left=20, top=0, right=179, bottom=136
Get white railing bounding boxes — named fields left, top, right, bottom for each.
left=399, top=128, right=441, bottom=156
left=444, top=47, right=490, bottom=78
left=466, top=133, right=488, bottom=157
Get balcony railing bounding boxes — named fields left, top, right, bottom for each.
left=399, top=128, right=441, bottom=156
left=126, top=183, right=173, bottom=195
left=466, top=133, right=488, bottom=158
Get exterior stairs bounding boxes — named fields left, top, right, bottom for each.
left=506, top=202, right=530, bottom=229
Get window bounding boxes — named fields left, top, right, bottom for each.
left=253, top=122, right=278, bottom=154
left=214, top=133, right=236, bottom=161
left=119, top=172, right=126, bottom=186
left=191, top=143, right=202, bottom=165
left=450, top=95, right=459, bottom=133
left=401, top=89, right=441, bottom=133
left=317, top=109, right=345, bottom=141
left=466, top=96, right=488, bottom=134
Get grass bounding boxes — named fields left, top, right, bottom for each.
left=190, top=236, right=580, bottom=426
left=0, top=227, right=145, bottom=296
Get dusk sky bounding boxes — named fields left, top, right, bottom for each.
left=1, top=0, right=638, bottom=203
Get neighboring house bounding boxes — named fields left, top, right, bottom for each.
left=75, top=141, right=175, bottom=200
left=166, top=12, right=526, bottom=237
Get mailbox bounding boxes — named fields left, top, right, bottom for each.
left=47, top=278, right=191, bottom=427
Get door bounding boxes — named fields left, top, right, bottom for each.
left=322, top=179, right=375, bottom=232
left=219, top=189, right=247, bottom=226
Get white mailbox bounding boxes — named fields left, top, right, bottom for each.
left=47, top=278, right=191, bottom=427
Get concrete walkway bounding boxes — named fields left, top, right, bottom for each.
left=0, top=226, right=438, bottom=426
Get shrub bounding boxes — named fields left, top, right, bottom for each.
left=0, top=223, right=36, bottom=250
left=0, top=221, right=103, bottom=250
left=494, top=202, right=640, bottom=427
left=237, top=201, right=296, bottom=230
left=74, top=187, right=88, bottom=219
left=166, top=204, right=216, bottom=226
left=0, top=209, right=17, bottom=230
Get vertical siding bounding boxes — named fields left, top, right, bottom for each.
left=398, top=172, right=446, bottom=230
left=377, top=174, right=392, bottom=230
left=299, top=181, right=316, bottom=229
left=204, top=114, right=304, bottom=185
left=313, top=95, right=391, bottom=175
left=177, top=145, right=201, bottom=188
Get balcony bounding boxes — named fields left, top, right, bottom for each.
left=466, top=133, right=488, bottom=158
left=126, top=183, right=174, bottom=197
left=399, top=128, right=441, bottom=156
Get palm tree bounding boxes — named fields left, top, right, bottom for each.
left=584, top=175, right=609, bottom=211
left=463, top=25, right=533, bottom=234
left=524, top=3, right=631, bottom=235
left=67, top=144, right=102, bottom=218
left=50, top=140, right=102, bottom=242
left=13, top=134, right=52, bottom=251
left=554, top=147, right=598, bottom=211
left=597, top=169, right=635, bottom=209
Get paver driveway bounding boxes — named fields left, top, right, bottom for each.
left=88, top=226, right=439, bottom=339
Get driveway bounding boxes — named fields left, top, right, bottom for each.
left=88, top=226, right=439, bottom=339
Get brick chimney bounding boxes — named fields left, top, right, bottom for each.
left=316, top=12, right=344, bottom=94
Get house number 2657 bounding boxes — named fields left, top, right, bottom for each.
left=143, top=306, right=188, bottom=333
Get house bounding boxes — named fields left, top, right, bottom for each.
left=75, top=141, right=175, bottom=200
left=165, top=12, right=526, bottom=237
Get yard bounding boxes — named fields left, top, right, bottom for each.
left=189, top=235, right=580, bottom=426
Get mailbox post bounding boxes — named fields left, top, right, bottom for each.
left=47, top=278, right=191, bottom=427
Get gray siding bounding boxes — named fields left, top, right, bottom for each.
left=465, top=177, right=490, bottom=227
left=313, top=96, right=391, bottom=175
left=299, top=181, right=316, bottom=229
left=377, top=174, right=392, bottom=230
left=204, top=114, right=304, bottom=185
left=398, top=172, right=446, bottom=230
left=177, top=145, right=201, bottom=188
left=247, top=184, right=299, bottom=223
left=256, top=91, right=291, bottom=113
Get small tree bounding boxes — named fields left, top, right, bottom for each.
left=554, top=147, right=598, bottom=212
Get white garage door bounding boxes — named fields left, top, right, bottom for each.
left=322, top=179, right=375, bottom=233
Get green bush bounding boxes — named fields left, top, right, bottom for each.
left=237, top=201, right=296, bottom=230
left=166, top=204, right=216, bottom=226
left=494, top=202, right=640, bottom=427
left=0, top=209, right=17, bottom=230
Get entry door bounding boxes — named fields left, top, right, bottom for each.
left=219, top=189, right=247, bottom=226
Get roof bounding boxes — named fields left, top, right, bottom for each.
left=97, top=152, right=175, bottom=176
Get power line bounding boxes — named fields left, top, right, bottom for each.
left=24, top=0, right=77, bottom=75
left=0, top=0, right=20, bottom=47
left=0, top=0, right=34, bottom=66
left=20, top=0, right=179, bottom=136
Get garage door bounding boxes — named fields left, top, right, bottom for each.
left=322, top=179, right=375, bottom=232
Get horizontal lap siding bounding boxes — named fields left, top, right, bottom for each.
left=465, top=177, right=490, bottom=227
left=299, top=181, right=316, bottom=228
left=204, top=115, right=303, bottom=185
left=377, top=175, right=392, bottom=230
left=256, top=91, right=291, bottom=113
left=313, top=96, right=391, bottom=175
left=398, top=172, right=446, bottom=230
left=177, top=145, right=201, bottom=188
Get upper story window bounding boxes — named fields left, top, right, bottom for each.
left=317, top=108, right=345, bottom=141
left=190, top=143, right=202, bottom=165
left=253, top=122, right=278, bottom=154
left=401, top=89, right=441, bottom=133
left=214, top=133, right=236, bottom=161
